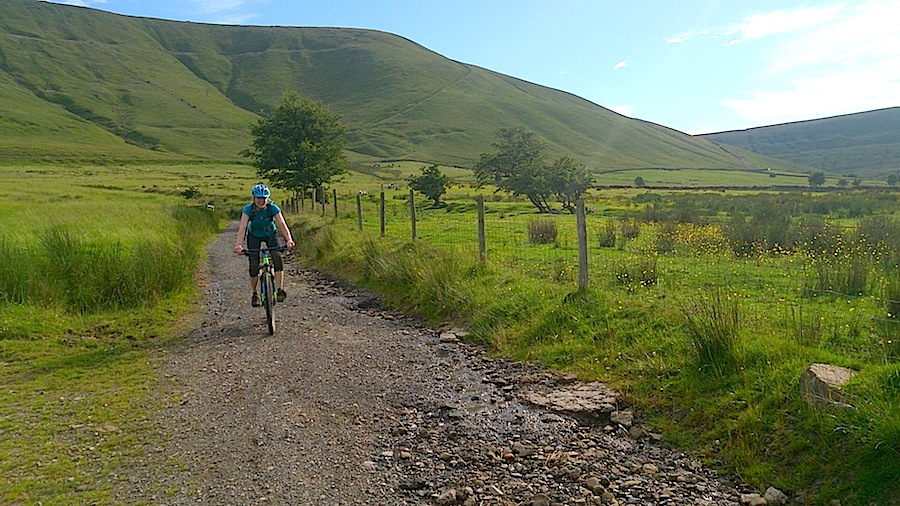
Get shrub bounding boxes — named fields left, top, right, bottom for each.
left=527, top=219, right=557, bottom=244
left=655, top=221, right=678, bottom=254
left=620, top=218, right=640, bottom=239
left=597, top=221, right=616, bottom=248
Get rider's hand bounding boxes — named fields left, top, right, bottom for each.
left=286, top=239, right=295, bottom=250
left=233, top=245, right=243, bottom=255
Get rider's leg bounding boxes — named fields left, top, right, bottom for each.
left=247, top=234, right=263, bottom=304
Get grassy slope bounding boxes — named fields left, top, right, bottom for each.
left=0, top=73, right=161, bottom=159
left=700, top=107, right=900, bottom=179
left=1, top=0, right=808, bottom=174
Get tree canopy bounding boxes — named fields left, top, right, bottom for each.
left=474, top=127, right=592, bottom=213
left=808, top=171, right=826, bottom=188
left=242, top=92, right=348, bottom=195
left=409, top=164, right=450, bottom=207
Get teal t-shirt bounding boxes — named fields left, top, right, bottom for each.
left=242, top=202, right=281, bottom=238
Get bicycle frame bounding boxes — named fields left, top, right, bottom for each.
left=242, top=244, right=285, bottom=335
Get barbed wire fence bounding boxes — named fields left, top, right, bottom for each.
left=284, top=187, right=900, bottom=358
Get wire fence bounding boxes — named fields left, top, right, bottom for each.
left=285, top=188, right=900, bottom=358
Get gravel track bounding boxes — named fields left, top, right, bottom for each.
left=119, top=224, right=747, bottom=506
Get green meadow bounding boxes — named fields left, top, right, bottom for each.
left=0, top=161, right=898, bottom=505
left=293, top=175, right=900, bottom=505
left=0, top=162, right=259, bottom=504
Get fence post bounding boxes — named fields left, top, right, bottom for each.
left=477, top=195, right=486, bottom=262
left=577, top=198, right=589, bottom=291
left=356, top=193, right=363, bottom=231
left=333, top=189, right=338, bottom=218
left=300, top=191, right=305, bottom=210
left=380, top=190, right=386, bottom=237
left=320, top=188, right=325, bottom=217
left=409, top=189, right=417, bottom=241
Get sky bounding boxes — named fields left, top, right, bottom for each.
left=45, top=0, right=900, bottom=134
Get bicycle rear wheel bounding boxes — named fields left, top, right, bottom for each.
left=263, top=269, right=276, bottom=335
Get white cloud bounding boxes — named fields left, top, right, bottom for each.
left=721, top=0, right=900, bottom=124
left=557, top=68, right=569, bottom=76
left=187, top=0, right=251, bottom=16
left=722, top=59, right=900, bottom=124
left=43, top=0, right=105, bottom=6
left=727, top=5, right=844, bottom=43
left=613, top=61, right=628, bottom=70
left=609, top=105, right=634, bottom=117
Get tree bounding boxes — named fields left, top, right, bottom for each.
left=887, top=173, right=899, bottom=186
left=808, top=171, right=826, bottom=188
left=475, top=127, right=560, bottom=213
left=634, top=176, right=646, bottom=187
left=409, top=164, right=450, bottom=206
left=547, top=156, right=593, bottom=212
left=242, top=92, right=348, bottom=197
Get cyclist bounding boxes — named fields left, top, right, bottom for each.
left=233, top=184, right=296, bottom=307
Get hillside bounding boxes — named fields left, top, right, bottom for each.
left=700, top=107, right=900, bottom=179
left=0, top=0, right=807, bottom=173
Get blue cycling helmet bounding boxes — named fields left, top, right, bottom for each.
left=251, top=184, right=270, bottom=198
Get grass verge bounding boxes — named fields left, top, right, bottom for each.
left=290, top=213, right=900, bottom=506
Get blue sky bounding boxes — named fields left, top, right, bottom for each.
left=47, top=0, right=900, bottom=134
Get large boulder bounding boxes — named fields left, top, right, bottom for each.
left=799, top=363, right=856, bottom=409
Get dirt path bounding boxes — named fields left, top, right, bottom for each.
left=119, top=224, right=745, bottom=505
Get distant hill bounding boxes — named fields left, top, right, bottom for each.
left=1, top=0, right=807, bottom=174
left=700, top=107, right=900, bottom=179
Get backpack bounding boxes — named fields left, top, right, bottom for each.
left=247, top=203, right=276, bottom=238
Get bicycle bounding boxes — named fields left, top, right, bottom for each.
left=242, top=244, right=285, bottom=335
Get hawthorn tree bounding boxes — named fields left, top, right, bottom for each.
left=808, top=171, right=826, bottom=188
left=409, top=164, right=450, bottom=207
left=474, top=127, right=590, bottom=213
left=547, top=156, right=593, bottom=212
left=242, top=92, right=348, bottom=198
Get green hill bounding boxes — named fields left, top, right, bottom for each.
left=1, top=0, right=807, bottom=173
left=700, top=107, right=900, bottom=179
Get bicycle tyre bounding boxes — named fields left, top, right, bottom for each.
left=263, top=269, right=275, bottom=335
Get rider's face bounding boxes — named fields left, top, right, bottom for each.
left=254, top=196, right=267, bottom=208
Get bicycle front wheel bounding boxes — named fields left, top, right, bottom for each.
left=263, top=270, right=276, bottom=335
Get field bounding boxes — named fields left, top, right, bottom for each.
left=0, top=161, right=898, bottom=504
left=0, top=162, right=259, bottom=504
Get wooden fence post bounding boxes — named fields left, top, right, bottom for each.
left=477, top=196, right=486, bottom=262
left=333, top=189, right=338, bottom=218
left=576, top=198, right=589, bottom=291
left=380, top=191, right=386, bottom=237
left=409, top=189, right=417, bottom=241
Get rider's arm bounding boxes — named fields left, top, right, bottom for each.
left=234, top=212, right=250, bottom=254
left=274, top=212, right=295, bottom=250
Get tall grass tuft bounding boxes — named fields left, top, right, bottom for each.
left=527, top=219, right=557, bottom=244
left=684, top=288, right=741, bottom=376
left=803, top=253, right=871, bottom=298
left=785, top=303, right=825, bottom=346
left=885, top=277, right=900, bottom=320
left=597, top=221, right=616, bottom=248
left=0, top=238, right=34, bottom=303
left=612, top=255, right=658, bottom=287
left=17, top=206, right=218, bottom=313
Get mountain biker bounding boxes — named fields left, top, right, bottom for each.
left=233, top=184, right=296, bottom=307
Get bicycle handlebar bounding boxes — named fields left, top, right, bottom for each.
left=241, top=245, right=288, bottom=256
